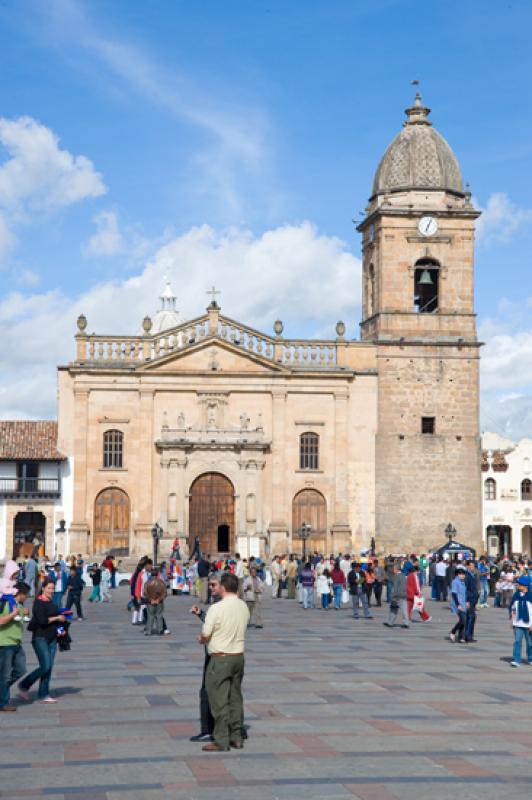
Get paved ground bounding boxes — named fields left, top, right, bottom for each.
left=2, top=587, right=532, bottom=800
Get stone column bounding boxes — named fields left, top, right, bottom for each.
left=331, top=389, right=352, bottom=552
left=269, top=390, right=289, bottom=553
left=69, top=388, right=90, bottom=554
left=133, top=389, right=155, bottom=554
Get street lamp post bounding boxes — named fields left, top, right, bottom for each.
left=445, top=522, right=457, bottom=545
left=151, top=523, right=163, bottom=566
left=300, top=522, right=311, bottom=562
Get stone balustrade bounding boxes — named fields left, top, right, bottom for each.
left=75, top=312, right=338, bottom=369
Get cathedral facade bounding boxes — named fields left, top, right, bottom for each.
left=57, top=94, right=482, bottom=559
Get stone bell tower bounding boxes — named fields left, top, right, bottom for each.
left=358, top=92, right=482, bottom=553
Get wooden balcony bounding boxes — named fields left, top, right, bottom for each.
left=0, top=477, right=61, bottom=499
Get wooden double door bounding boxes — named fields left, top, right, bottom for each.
left=292, top=489, right=327, bottom=555
left=189, top=473, right=235, bottom=555
left=94, top=488, right=130, bottom=555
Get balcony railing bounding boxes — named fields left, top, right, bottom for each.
left=0, top=478, right=61, bottom=498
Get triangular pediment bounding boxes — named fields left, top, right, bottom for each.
left=139, top=337, right=286, bottom=374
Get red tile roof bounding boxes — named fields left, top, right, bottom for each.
left=0, top=421, right=65, bottom=460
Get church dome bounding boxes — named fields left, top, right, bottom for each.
left=371, top=93, right=464, bottom=198
left=151, top=280, right=181, bottom=334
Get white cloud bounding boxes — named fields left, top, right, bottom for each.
left=479, top=297, right=532, bottom=439
left=0, top=222, right=361, bottom=419
left=82, top=210, right=124, bottom=257
left=0, top=116, right=106, bottom=213
left=476, top=192, right=532, bottom=244
left=481, top=330, right=532, bottom=392
left=481, top=394, right=532, bottom=441
left=0, top=115, right=106, bottom=264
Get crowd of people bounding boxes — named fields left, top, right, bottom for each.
left=1, top=544, right=531, bottom=735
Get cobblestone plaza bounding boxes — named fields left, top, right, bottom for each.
left=1, top=589, right=532, bottom=799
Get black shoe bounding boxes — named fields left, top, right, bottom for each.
left=241, top=727, right=248, bottom=740
left=190, top=732, right=213, bottom=742
left=255, top=624, right=263, bottom=628
left=383, top=622, right=392, bottom=627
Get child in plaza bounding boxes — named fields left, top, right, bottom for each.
left=100, top=563, right=112, bottom=602
left=509, top=575, right=532, bottom=667
left=0, top=561, right=21, bottom=614
left=88, top=563, right=101, bottom=603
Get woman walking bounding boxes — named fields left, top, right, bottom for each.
left=330, top=560, right=346, bottom=610
left=18, top=577, right=65, bottom=704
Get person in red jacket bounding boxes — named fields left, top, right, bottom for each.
left=330, top=560, right=346, bottom=610
left=405, top=563, right=431, bottom=622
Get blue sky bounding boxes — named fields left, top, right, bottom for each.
left=1, top=0, right=532, bottom=437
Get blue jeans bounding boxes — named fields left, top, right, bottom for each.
left=465, top=605, right=477, bottom=641
left=53, top=591, right=63, bottom=608
left=513, top=627, right=532, bottom=664
left=303, top=586, right=315, bottom=609
left=0, top=644, right=27, bottom=708
left=321, top=593, right=330, bottom=609
left=351, top=589, right=370, bottom=618
left=479, top=583, right=489, bottom=605
left=19, top=637, right=57, bottom=699
left=333, top=584, right=342, bottom=609
left=431, top=579, right=438, bottom=601
left=385, top=581, right=392, bottom=603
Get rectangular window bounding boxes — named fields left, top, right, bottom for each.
left=103, top=430, right=124, bottom=469
left=421, top=417, right=435, bottom=435
left=17, top=461, right=38, bottom=492
left=299, top=432, right=319, bottom=470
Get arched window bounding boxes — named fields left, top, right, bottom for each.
left=414, top=258, right=439, bottom=314
left=103, top=430, right=123, bottom=469
left=300, top=432, right=319, bottom=470
left=521, top=479, right=532, bottom=500
left=366, top=264, right=375, bottom=317
left=484, top=478, right=496, bottom=501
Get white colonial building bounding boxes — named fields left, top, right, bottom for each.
left=482, top=432, right=532, bottom=558
left=0, top=422, right=74, bottom=561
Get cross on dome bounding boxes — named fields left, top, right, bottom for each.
left=206, top=285, right=221, bottom=309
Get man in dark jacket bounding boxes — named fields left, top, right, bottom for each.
left=464, top=560, right=479, bottom=643
left=65, top=567, right=85, bottom=620
left=197, top=555, right=211, bottom=605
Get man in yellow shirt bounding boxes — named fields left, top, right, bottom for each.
left=198, top=572, right=249, bottom=752
left=286, top=555, right=298, bottom=599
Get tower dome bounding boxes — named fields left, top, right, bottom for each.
left=371, top=93, right=463, bottom=199
left=150, top=279, right=181, bottom=334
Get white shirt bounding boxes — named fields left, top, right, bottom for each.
left=512, top=594, right=532, bottom=628
left=235, top=560, right=244, bottom=579
left=435, top=562, right=448, bottom=577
